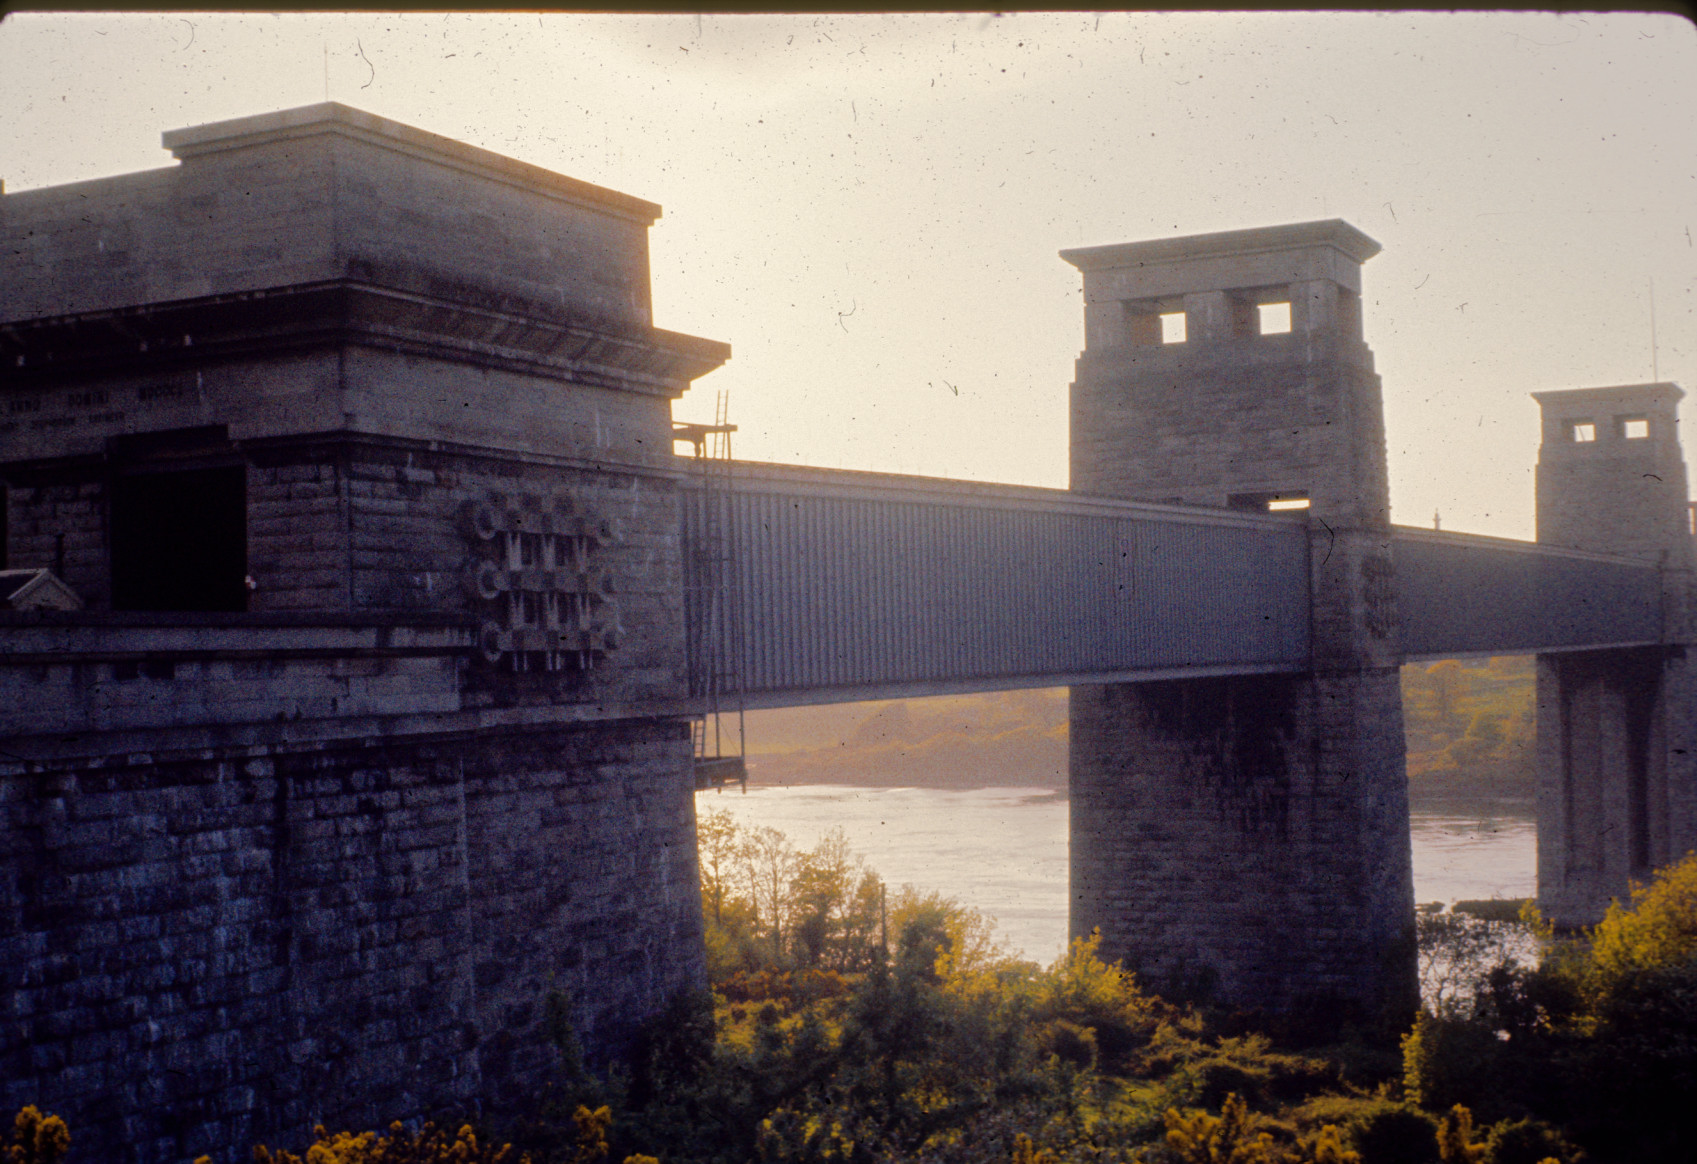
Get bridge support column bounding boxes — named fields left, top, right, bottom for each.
left=1533, top=385, right=1697, bottom=926
left=1062, top=221, right=1416, bottom=1017
left=1071, top=668, right=1412, bottom=1013
left=1534, top=648, right=1691, bottom=925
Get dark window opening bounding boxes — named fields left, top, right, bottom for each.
left=110, top=465, right=247, bottom=611
left=1123, top=307, right=1164, bottom=347
left=0, top=483, right=7, bottom=571
left=1117, top=299, right=1186, bottom=347
left=1228, top=490, right=1310, bottom=514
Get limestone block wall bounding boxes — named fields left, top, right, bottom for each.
left=328, top=440, right=686, bottom=706
left=0, top=618, right=468, bottom=738
left=0, top=351, right=348, bottom=470
left=1533, top=384, right=1692, bottom=566
left=1070, top=337, right=1387, bottom=524
left=1535, top=646, right=1697, bottom=926
left=0, top=334, right=689, bottom=620
left=3, top=478, right=107, bottom=607
left=0, top=719, right=701, bottom=1164
left=0, top=103, right=660, bottom=328
left=1071, top=671, right=1413, bottom=1012
left=0, top=105, right=718, bottom=1164
left=247, top=453, right=351, bottom=611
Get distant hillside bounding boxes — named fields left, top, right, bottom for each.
left=1401, top=655, right=1536, bottom=815
left=741, top=657, right=1535, bottom=815
left=744, top=688, right=1068, bottom=789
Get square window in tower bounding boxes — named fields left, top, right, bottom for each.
left=1569, top=421, right=1597, bottom=443
left=1621, top=417, right=1650, bottom=440
left=1257, top=302, right=1292, bottom=335
left=1159, top=312, right=1187, bottom=344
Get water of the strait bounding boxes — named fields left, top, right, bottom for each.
left=697, top=783, right=1535, bottom=963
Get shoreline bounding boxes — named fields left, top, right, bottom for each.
left=736, top=769, right=1534, bottom=823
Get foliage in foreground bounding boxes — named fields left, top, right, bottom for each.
left=247, top=1118, right=538, bottom=1164
left=5, top=1107, right=70, bottom=1164
left=14, top=831, right=1694, bottom=1164
left=1403, top=851, right=1697, bottom=1163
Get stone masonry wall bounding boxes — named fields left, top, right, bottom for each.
left=0, top=718, right=702, bottom=1163
left=248, top=450, right=352, bottom=611
left=4, top=476, right=108, bottom=608
left=332, top=437, right=686, bottom=707
left=0, top=104, right=659, bottom=328
left=1070, top=334, right=1387, bottom=523
left=1071, top=670, right=1413, bottom=1012
left=1534, top=647, right=1693, bottom=926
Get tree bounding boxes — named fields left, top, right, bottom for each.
left=1426, top=661, right=1464, bottom=730
left=697, top=808, right=740, bottom=928
left=742, top=824, right=797, bottom=964
left=788, top=827, right=872, bottom=970
left=1586, top=849, right=1697, bottom=995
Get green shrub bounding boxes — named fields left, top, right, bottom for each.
left=1435, top=1105, right=1488, bottom=1164
left=1586, top=851, right=1697, bottom=995
left=1160, top=1093, right=1281, bottom=1164
left=1400, top=1012, right=1516, bottom=1118
left=1482, top=1118, right=1581, bottom=1164
left=6, top=1108, right=70, bottom=1164
left=1351, top=1106, right=1439, bottom=1164
left=1182, top=1044, right=1335, bottom=1111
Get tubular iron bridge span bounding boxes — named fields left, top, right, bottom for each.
left=682, top=462, right=1664, bottom=709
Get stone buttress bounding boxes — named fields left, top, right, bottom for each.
left=1061, top=221, right=1417, bottom=1016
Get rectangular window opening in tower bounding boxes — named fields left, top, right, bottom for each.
left=1569, top=421, right=1597, bottom=443
left=1620, top=416, right=1650, bottom=440
left=1159, top=312, right=1187, bottom=344
left=1257, top=302, right=1292, bottom=335
left=1228, top=490, right=1310, bottom=514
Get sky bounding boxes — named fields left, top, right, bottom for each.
left=2, top=11, right=1693, bottom=540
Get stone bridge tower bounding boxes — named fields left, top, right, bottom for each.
left=1532, top=383, right=1697, bottom=925
left=1062, top=221, right=1416, bottom=1017
left=0, top=105, right=727, bottom=1159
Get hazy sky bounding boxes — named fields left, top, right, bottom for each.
left=3, top=11, right=1693, bottom=539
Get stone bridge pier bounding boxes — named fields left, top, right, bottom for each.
left=1062, top=222, right=1418, bottom=1017
left=1532, top=384, right=1697, bottom=926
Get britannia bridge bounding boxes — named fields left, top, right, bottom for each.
left=1, top=105, right=1690, bottom=1161
left=685, top=460, right=1664, bottom=707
